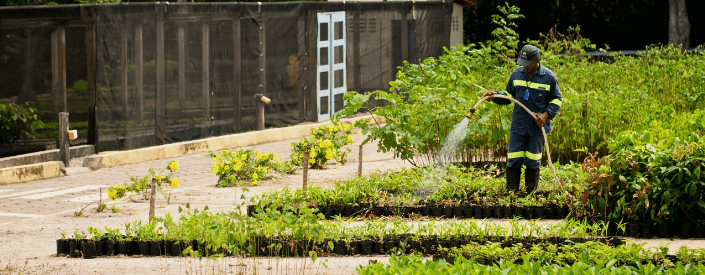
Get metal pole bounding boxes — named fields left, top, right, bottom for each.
left=59, top=112, right=70, bottom=167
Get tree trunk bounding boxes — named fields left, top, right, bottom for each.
left=668, top=0, right=690, bottom=51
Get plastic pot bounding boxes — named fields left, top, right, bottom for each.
left=56, top=239, right=68, bottom=256
left=82, top=241, right=97, bottom=259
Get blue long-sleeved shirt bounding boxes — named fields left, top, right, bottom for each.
left=492, top=64, right=562, bottom=135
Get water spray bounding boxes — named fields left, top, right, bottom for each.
left=467, top=83, right=563, bottom=189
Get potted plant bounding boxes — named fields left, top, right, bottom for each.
left=56, top=231, right=69, bottom=256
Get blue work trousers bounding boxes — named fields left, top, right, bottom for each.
left=507, top=132, right=544, bottom=170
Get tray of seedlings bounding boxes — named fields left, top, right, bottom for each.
left=249, top=165, right=576, bottom=220
left=57, top=207, right=624, bottom=259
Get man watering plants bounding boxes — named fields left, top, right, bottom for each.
left=480, top=45, right=563, bottom=193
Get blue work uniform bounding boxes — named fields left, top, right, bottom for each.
left=492, top=64, right=562, bottom=170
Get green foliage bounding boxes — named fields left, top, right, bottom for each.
left=488, top=2, right=524, bottom=63
left=357, top=254, right=705, bottom=275
left=208, top=148, right=294, bottom=187
left=106, top=160, right=180, bottom=203
left=339, top=7, right=705, bottom=166
left=73, top=79, right=88, bottom=96
left=0, top=102, right=45, bottom=144
left=255, top=164, right=580, bottom=209
left=573, top=114, right=705, bottom=225
left=288, top=122, right=355, bottom=169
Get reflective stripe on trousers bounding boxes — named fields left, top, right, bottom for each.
left=507, top=132, right=544, bottom=170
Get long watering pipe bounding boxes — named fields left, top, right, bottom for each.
left=466, top=92, right=562, bottom=189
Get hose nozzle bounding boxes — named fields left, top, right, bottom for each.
left=466, top=108, right=476, bottom=119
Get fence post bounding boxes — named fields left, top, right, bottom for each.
left=59, top=112, right=70, bottom=167
left=155, top=8, right=166, bottom=145
left=81, top=5, right=97, bottom=146
left=232, top=14, right=242, bottom=133
left=121, top=28, right=129, bottom=117
left=255, top=94, right=271, bottom=130
left=52, top=27, right=67, bottom=114
left=202, top=20, right=210, bottom=119
left=135, top=24, right=144, bottom=125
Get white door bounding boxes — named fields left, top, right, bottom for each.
left=317, top=12, right=346, bottom=122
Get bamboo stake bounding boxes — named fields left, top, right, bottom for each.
left=149, top=178, right=157, bottom=220
left=302, top=149, right=310, bottom=188
left=358, top=144, right=363, bottom=177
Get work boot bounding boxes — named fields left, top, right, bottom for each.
left=524, top=168, right=540, bottom=193
left=505, top=167, right=521, bottom=192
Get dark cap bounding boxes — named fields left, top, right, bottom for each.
left=516, top=45, right=540, bottom=67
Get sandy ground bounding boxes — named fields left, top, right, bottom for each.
left=0, top=132, right=704, bottom=275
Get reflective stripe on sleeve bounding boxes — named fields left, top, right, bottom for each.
left=549, top=98, right=563, bottom=106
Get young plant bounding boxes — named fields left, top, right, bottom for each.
left=208, top=148, right=294, bottom=187
left=289, top=123, right=355, bottom=169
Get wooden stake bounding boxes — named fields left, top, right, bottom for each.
left=302, top=149, right=310, bottom=188
left=255, top=94, right=265, bottom=130
left=58, top=112, right=69, bottom=167
left=358, top=144, right=363, bottom=177
left=149, top=178, right=157, bottom=220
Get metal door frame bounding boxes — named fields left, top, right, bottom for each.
left=317, top=11, right=346, bottom=122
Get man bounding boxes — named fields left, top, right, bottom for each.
left=481, top=45, right=562, bottom=193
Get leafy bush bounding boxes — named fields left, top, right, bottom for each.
left=288, top=123, right=355, bottom=169
left=107, top=160, right=180, bottom=203
left=0, top=102, right=45, bottom=144
left=573, top=111, right=705, bottom=225
left=208, top=148, right=295, bottom=187
left=338, top=8, right=705, bottom=166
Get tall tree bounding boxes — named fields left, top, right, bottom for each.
left=668, top=0, right=690, bottom=50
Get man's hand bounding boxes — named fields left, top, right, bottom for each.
left=481, top=90, right=498, bottom=98
left=534, top=112, right=549, bottom=127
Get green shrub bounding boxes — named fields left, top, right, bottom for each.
left=288, top=122, right=355, bottom=169
left=0, top=102, right=44, bottom=144
left=208, top=148, right=294, bottom=187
